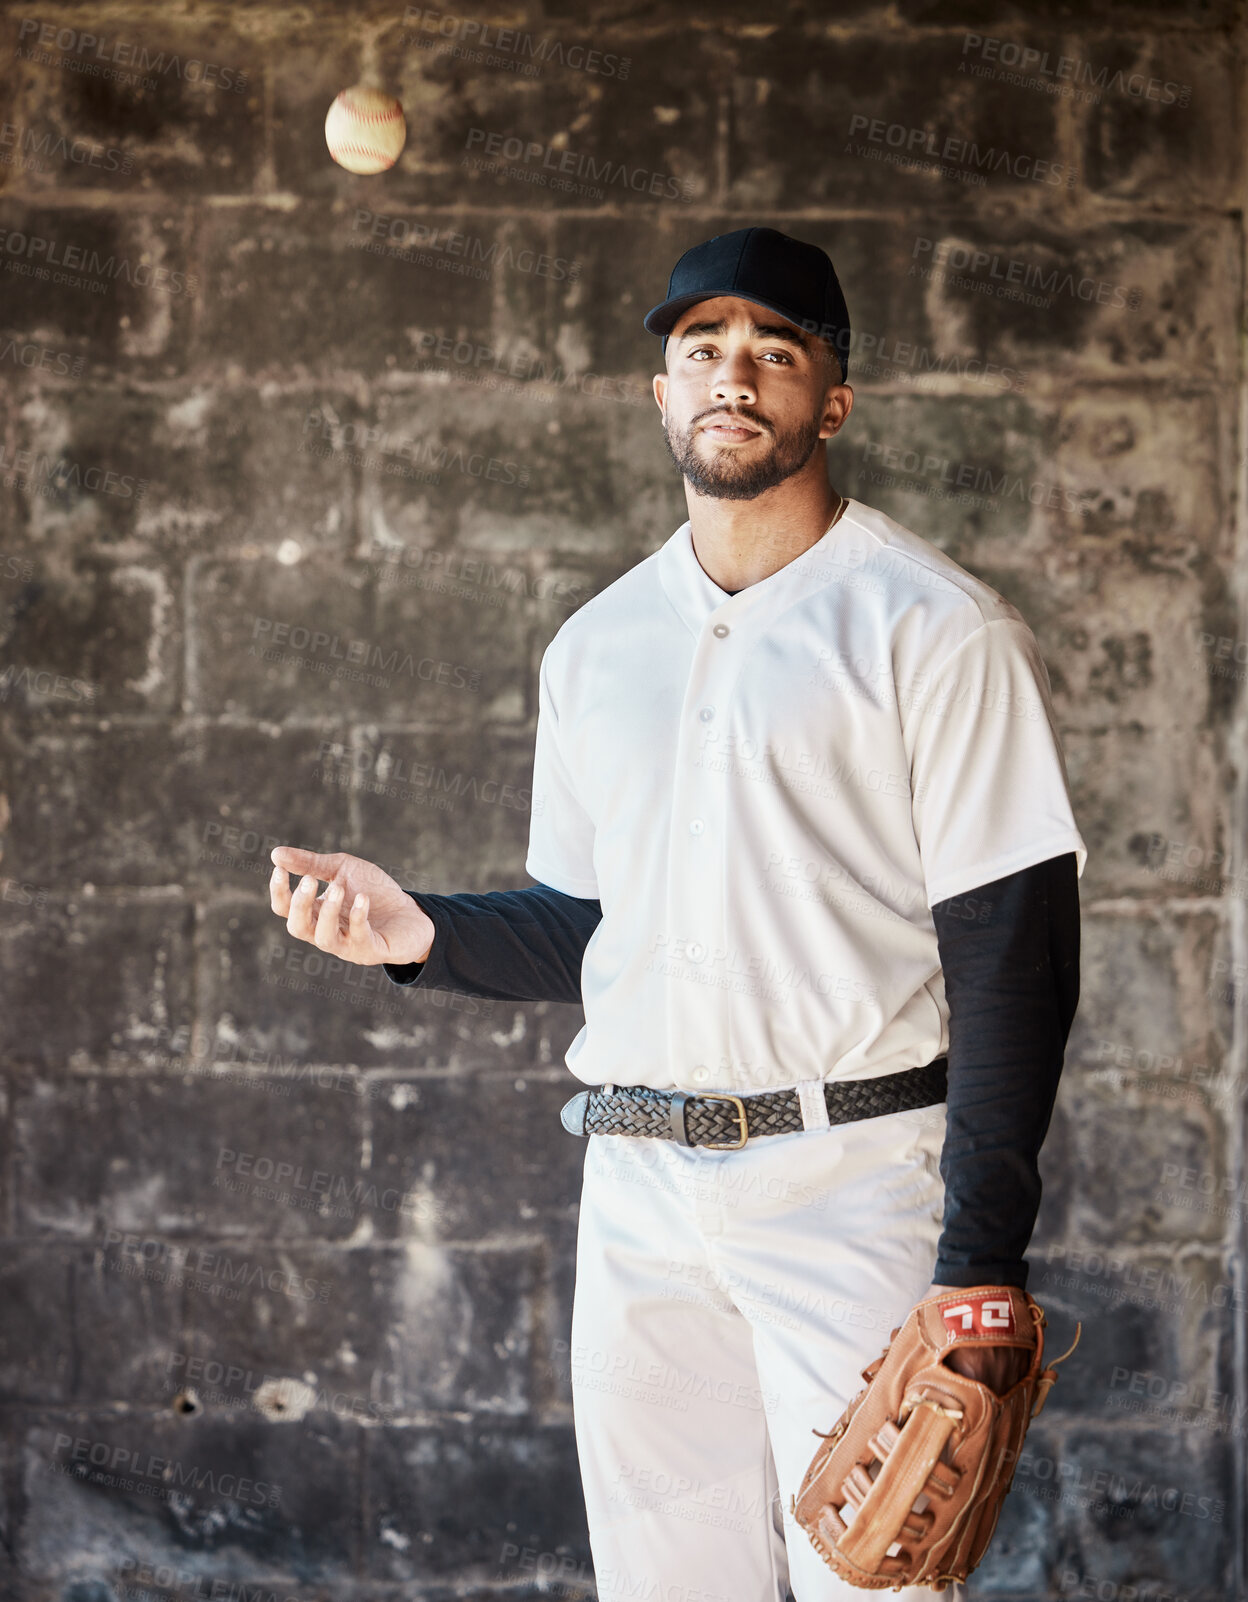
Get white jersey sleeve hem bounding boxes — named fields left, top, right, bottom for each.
left=923, top=831, right=1088, bottom=911
left=525, top=854, right=600, bottom=900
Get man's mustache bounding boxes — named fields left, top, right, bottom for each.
left=693, top=408, right=771, bottom=432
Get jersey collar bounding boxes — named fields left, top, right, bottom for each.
left=657, top=503, right=859, bottom=641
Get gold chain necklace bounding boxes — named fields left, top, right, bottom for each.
left=829, top=491, right=848, bottom=531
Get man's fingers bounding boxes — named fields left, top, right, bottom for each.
left=285, top=873, right=323, bottom=940
left=269, top=863, right=292, bottom=916
left=268, top=849, right=389, bottom=962
left=271, top=845, right=346, bottom=878
left=349, top=891, right=375, bottom=954
left=314, top=877, right=350, bottom=949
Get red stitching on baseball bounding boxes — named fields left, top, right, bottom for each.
left=334, top=97, right=404, bottom=125
left=329, top=143, right=396, bottom=164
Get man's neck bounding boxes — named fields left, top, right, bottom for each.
left=686, top=477, right=846, bottom=592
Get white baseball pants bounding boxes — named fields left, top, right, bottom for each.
left=569, top=1098, right=956, bottom=1602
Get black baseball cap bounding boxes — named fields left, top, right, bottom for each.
left=643, top=226, right=851, bottom=384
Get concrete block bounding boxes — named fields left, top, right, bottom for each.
left=363, top=1419, right=586, bottom=1582
left=0, top=1246, right=73, bottom=1404
left=192, top=204, right=555, bottom=379
left=0, top=900, right=196, bottom=1068
left=16, top=1410, right=360, bottom=1587
left=0, top=200, right=197, bottom=375
left=365, top=1073, right=586, bottom=1240
left=367, top=19, right=710, bottom=214
left=727, top=30, right=1064, bottom=210
left=201, top=897, right=530, bottom=1070
left=1075, top=33, right=1238, bottom=205
left=1055, top=1078, right=1226, bottom=1248
left=1063, top=724, right=1227, bottom=901
left=13, top=1075, right=365, bottom=1241
left=1038, top=1423, right=1232, bottom=1592
left=8, top=14, right=258, bottom=195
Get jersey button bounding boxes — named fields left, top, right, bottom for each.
left=698, top=706, right=714, bottom=722
left=689, top=818, right=705, bottom=835
left=692, top=1064, right=710, bottom=1084
left=712, top=623, right=730, bottom=638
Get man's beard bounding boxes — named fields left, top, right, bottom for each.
left=662, top=406, right=824, bottom=501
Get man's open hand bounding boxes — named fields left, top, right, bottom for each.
left=268, top=846, right=435, bottom=968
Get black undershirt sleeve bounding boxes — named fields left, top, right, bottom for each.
left=928, top=851, right=1081, bottom=1290
left=382, top=854, right=1080, bottom=1289
left=382, top=883, right=602, bottom=1004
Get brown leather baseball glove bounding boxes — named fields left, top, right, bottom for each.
left=791, top=1285, right=1079, bottom=1591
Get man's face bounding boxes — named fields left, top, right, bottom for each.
left=652, top=295, right=851, bottom=502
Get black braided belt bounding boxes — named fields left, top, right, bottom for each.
left=559, top=1058, right=947, bottom=1150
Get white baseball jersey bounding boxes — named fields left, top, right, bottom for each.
left=525, top=496, right=1087, bottom=1097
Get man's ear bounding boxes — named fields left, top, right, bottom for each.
left=653, top=373, right=667, bottom=414
left=819, top=384, right=853, bottom=441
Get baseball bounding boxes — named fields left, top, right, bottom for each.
left=324, top=85, right=406, bottom=175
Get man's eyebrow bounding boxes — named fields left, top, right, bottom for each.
left=675, top=318, right=812, bottom=353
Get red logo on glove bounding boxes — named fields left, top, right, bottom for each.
left=941, top=1293, right=1016, bottom=1338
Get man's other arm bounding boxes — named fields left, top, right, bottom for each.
left=928, top=851, right=1081, bottom=1291
left=383, top=883, right=603, bottom=1005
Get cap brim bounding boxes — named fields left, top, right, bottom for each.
left=643, top=289, right=815, bottom=340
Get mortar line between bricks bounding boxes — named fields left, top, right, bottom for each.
left=351, top=1415, right=366, bottom=1576
left=208, top=197, right=1248, bottom=224
left=1084, top=895, right=1229, bottom=914
left=8, top=192, right=1242, bottom=223
left=50, top=1065, right=579, bottom=1081
left=28, top=890, right=1230, bottom=917
left=0, top=1399, right=569, bottom=1427
left=23, top=1233, right=562, bottom=1251
left=713, top=82, right=730, bottom=207
left=37, top=376, right=1241, bottom=398
left=109, top=10, right=1238, bottom=38
left=64, top=1251, right=80, bottom=1402
left=7, top=718, right=540, bottom=737
left=2, top=1123, right=16, bottom=1240
left=1037, top=1241, right=1231, bottom=1266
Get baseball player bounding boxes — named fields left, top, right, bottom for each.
left=270, top=226, right=1086, bottom=1600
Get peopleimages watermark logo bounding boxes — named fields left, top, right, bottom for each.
left=462, top=126, right=694, bottom=203
left=316, top=739, right=531, bottom=815
left=910, top=237, right=1139, bottom=311
left=401, top=7, right=630, bottom=80
left=15, top=17, right=248, bottom=92
left=113, top=1559, right=314, bottom=1602
left=104, top=1229, right=333, bottom=1304
left=0, top=336, right=84, bottom=377
left=0, top=663, right=99, bottom=706
left=249, top=614, right=483, bottom=693
left=1011, top=1448, right=1224, bottom=1523
left=50, top=1432, right=279, bottom=1507
left=409, top=327, right=647, bottom=409
left=0, top=224, right=198, bottom=296
left=298, top=407, right=531, bottom=489
left=1037, top=1241, right=1246, bottom=1315
left=213, top=1144, right=441, bottom=1226
left=166, top=1350, right=395, bottom=1423
left=0, top=444, right=148, bottom=500
left=0, top=121, right=132, bottom=176
left=858, top=439, right=1098, bottom=516
left=846, top=113, right=1076, bottom=188
left=1105, top=1364, right=1248, bottom=1438
left=348, top=208, right=580, bottom=283
left=959, top=32, right=1191, bottom=108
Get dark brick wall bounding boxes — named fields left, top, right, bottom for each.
left=0, top=2, right=1243, bottom=1599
